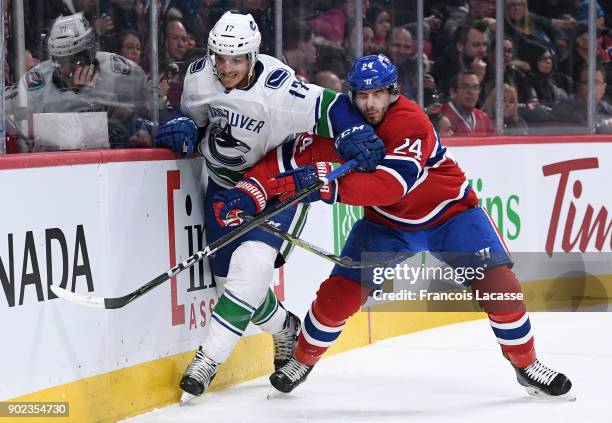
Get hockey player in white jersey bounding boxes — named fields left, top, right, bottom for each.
left=5, top=13, right=151, bottom=150
left=155, top=11, right=385, bottom=401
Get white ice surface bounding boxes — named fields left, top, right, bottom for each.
left=122, top=313, right=611, bottom=423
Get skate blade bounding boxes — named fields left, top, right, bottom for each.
left=180, top=391, right=196, bottom=406
left=525, top=387, right=577, bottom=402
left=266, top=387, right=288, bottom=400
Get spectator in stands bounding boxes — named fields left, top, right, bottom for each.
left=367, top=4, right=392, bottom=54
left=440, top=70, right=495, bottom=136
left=483, top=36, right=531, bottom=103
left=317, top=18, right=375, bottom=79
left=105, top=0, right=142, bottom=33
left=314, top=70, right=344, bottom=92
left=282, top=21, right=318, bottom=83
left=482, top=83, right=529, bottom=135
left=576, top=1, right=607, bottom=31
left=528, top=0, right=576, bottom=20
left=118, top=30, right=143, bottom=66
left=443, top=0, right=497, bottom=44
left=432, top=20, right=491, bottom=99
left=239, top=0, right=275, bottom=54
left=560, top=21, right=609, bottom=83
left=4, top=13, right=151, bottom=151
left=163, top=19, right=189, bottom=63
left=165, top=0, right=208, bottom=48
left=504, top=0, right=572, bottom=61
left=523, top=45, right=570, bottom=108
left=159, top=19, right=189, bottom=109
left=429, top=112, right=455, bottom=137
left=552, top=64, right=612, bottom=133
left=398, top=8, right=445, bottom=60
left=384, top=27, right=437, bottom=103
left=311, top=0, right=369, bottom=47
left=348, top=19, right=375, bottom=57
left=193, top=0, right=229, bottom=39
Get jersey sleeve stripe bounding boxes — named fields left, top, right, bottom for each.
left=384, top=155, right=423, bottom=173
left=376, top=165, right=410, bottom=196
left=429, top=127, right=441, bottom=159
left=280, top=137, right=297, bottom=172
left=371, top=180, right=471, bottom=225
left=315, top=89, right=338, bottom=138
left=276, top=143, right=286, bottom=173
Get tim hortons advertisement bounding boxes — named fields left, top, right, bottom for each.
left=448, top=142, right=611, bottom=253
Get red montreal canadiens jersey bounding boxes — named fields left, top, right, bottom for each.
left=246, top=95, right=478, bottom=230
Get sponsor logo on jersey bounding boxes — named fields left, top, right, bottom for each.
left=25, top=70, right=45, bottom=90
left=265, top=68, right=290, bottom=89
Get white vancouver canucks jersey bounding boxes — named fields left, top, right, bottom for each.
left=9, top=52, right=147, bottom=117
left=181, top=54, right=339, bottom=187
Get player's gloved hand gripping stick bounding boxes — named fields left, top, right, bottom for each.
left=50, top=160, right=359, bottom=309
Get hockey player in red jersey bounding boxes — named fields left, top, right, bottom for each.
left=213, top=54, right=574, bottom=400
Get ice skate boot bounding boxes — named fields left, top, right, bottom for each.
left=272, top=310, right=301, bottom=371
left=179, top=346, right=219, bottom=398
left=269, top=356, right=313, bottom=393
left=514, top=359, right=575, bottom=401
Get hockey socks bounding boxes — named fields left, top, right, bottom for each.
left=252, top=287, right=286, bottom=333
left=471, top=265, right=536, bottom=368
left=295, top=275, right=370, bottom=365
left=205, top=289, right=256, bottom=363
left=489, top=309, right=536, bottom=368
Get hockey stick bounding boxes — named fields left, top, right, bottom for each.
left=50, top=159, right=359, bottom=309
left=251, top=217, right=410, bottom=269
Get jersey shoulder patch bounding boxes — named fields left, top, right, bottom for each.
left=25, top=69, right=45, bottom=90
left=265, top=68, right=290, bottom=89
left=110, top=54, right=132, bottom=75
left=189, top=57, right=207, bottom=74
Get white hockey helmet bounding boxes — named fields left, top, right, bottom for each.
left=47, top=13, right=96, bottom=58
left=207, top=11, right=261, bottom=78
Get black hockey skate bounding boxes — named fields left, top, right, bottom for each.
left=272, top=311, right=301, bottom=371
left=514, top=360, right=575, bottom=401
left=269, top=356, right=313, bottom=393
left=179, top=346, right=219, bottom=398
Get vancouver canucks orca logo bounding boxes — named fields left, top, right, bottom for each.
left=208, top=118, right=251, bottom=166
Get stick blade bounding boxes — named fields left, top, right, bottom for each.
left=50, top=285, right=105, bottom=308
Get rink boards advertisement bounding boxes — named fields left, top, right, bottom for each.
left=0, top=152, right=217, bottom=407
left=0, top=138, right=611, bottom=421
